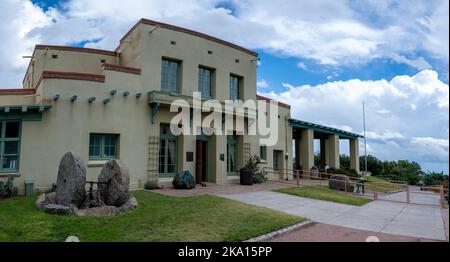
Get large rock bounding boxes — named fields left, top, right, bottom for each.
left=36, top=192, right=56, bottom=211
left=98, top=159, right=131, bottom=206
left=55, top=151, right=86, bottom=207
left=329, top=175, right=354, bottom=192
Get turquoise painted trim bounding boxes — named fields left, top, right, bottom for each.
left=150, top=102, right=160, bottom=124
left=88, top=134, right=118, bottom=160
left=289, top=119, right=363, bottom=139
left=159, top=126, right=179, bottom=177
left=0, top=105, right=51, bottom=121
left=227, top=135, right=237, bottom=176
left=0, top=120, right=21, bottom=173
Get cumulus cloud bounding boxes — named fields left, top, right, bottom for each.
left=260, top=70, right=449, bottom=172
left=257, top=79, right=269, bottom=88
left=0, top=0, right=448, bottom=87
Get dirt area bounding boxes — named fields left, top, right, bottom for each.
left=270, top=222, right=441, bottom=242
left=150, top=181, right=294, bottom=197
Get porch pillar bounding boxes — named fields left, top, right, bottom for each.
left=301, top=129, right=314, bottom=171
left=294, top=137, right=301, bottom=169
left=328, top=134, right=340, bottom=169
left=320, top=138, right=327, bottom=167
left=350, top=139, right=360, bottom=172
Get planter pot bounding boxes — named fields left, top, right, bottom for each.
left=240, top=168, right=253, bottom=185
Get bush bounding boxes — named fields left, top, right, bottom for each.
left=0, top=177, right=19, bottom=198
left=144, top=180, right=160, bottom=190
left=243, top=154, right=267, bottom=184
left=253, top=171, right=267, bottom=184
left=347, top=169, right=360, bottom=178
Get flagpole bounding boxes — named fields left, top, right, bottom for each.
left=363, top=101, right=368, bottom=175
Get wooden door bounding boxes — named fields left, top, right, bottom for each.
left=196, top=140, right=203, bottom=184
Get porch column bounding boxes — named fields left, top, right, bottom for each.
left=350, top=139, right=360, bottom=172
left=328, top=134, right=340, bottom=169
left=295, top=137, right=301, bottom=169
left=320, top=138, right=327, bottom=167
left=301, top=129, right=314, bottom=171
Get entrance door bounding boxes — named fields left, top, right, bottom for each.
left=196, top=139, right=209, bottom=183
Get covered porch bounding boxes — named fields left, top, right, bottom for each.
left=290, top=119, right=363, bottom=173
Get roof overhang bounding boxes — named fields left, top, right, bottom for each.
left=289, top=118, right=363, bottom=139
left=0, top=105, right=52, bottom=121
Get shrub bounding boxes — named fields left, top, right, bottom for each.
left=347, top=169, right=360, bottom=178
left=0, top=177, right=19, bottom=198
left=243, top=154, right=267, bottom=184
left=144, top=180, right=160, bottom=190
left=245, top=154, right=260, bottom=174
left=253, top=171, right=267, bottom=184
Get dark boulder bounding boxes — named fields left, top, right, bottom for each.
left=329, top=175, right=354, bottom=192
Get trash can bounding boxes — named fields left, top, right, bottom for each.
left=24, top=180, right=34, bottom=197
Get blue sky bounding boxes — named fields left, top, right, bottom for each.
left=1, top=0, right=448, bottom=173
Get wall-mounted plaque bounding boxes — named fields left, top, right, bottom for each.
left=186, top=152, right=194, bottom=162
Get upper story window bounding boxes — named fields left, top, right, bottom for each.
left=198, top=67, right=213, bottom=99
left=230, top=75, right=242, bottom=100
left=161, top=59, right=181, bottom=93
left=0, top=121, right=21, bottom=172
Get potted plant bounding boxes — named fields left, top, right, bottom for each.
left=239, top=155, right=260, bottom=185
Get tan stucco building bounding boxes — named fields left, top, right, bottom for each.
left=0, top=19, right=361, bottom=194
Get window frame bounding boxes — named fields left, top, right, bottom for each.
left=229, top=74, right=242, bottom=100
left=227, top=135, right=237, bottom=176
left=0, top=120, right=21, bottom=173
left=198, top=66, right=214, bottom=99
left=89, top=133, right=119, bottom=160
left=159, top=125, right=178, bottom=177
left=161, top=58, right=181, bottom=94
left=259, top=145, right=267, bottom=161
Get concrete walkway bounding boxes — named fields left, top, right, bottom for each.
left=220, top=191, right=447, bottom=241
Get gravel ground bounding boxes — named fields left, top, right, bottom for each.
left=270, top=222, right=441, bottom=242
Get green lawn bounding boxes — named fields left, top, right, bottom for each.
left=274, top=186, right=372, bottom=206
left=0, top=190, right=305, bottom=242
left=365, top=176, right=404, bottom=193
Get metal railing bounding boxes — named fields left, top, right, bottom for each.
left=262, top=167, right=448, bottom=208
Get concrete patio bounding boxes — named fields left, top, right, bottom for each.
left=220, top=191, right=448, bottom=241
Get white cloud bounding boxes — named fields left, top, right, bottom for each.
left=297, top=62, right=307, bottom=70
left=257, top=79, right=269, bottom=88
left=260, top=70, right=449, bottom=172
left=0, top=0, right=448, bottom=88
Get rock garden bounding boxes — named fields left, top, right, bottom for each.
left=36, top=151, right=137, bottom=216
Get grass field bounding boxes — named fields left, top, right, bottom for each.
left=0, top=190, right=305, bottom=242
left=274, top=186, right=372, bottom=206
left=364, top=176, right=404, bottom=193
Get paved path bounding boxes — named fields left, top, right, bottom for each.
left=270, top=222, right=439, bottom=242
left=378, top=186, right=442, bottom=206
left=220, top=191, right=447, bottom=241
